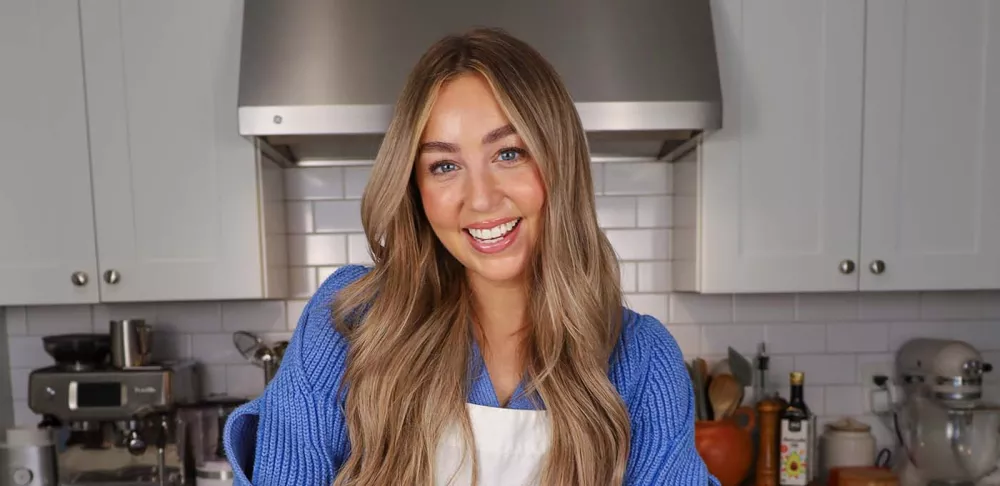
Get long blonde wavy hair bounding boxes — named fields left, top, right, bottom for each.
left=332, top=27, right=630, bottom=486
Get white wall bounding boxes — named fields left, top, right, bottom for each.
left=4, top=161, right=1000, bottom=450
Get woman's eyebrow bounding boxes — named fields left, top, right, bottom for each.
left=482, top=124, right=515, bottom=144
left=417, top=124, right=516, bottom=154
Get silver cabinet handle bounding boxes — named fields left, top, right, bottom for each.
left=71, top=271, right=89, bottom=286
left=838, top=260, right=855, bottom=275
left=869, top=260, right=886, bottom=275
left=103, top=269, right=121, bottom=284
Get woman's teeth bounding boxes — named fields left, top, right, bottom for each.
left=468, top=219, right=519, bottom=242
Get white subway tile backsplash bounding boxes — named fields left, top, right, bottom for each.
left=317, top=266, right=340, bottom=281
left=733, top=294, right=796, bottom=323
left=222, top=301, right=286, bottom=332
left=155, top=302, right=221, bottom=334
left=636, top=196, right=671, bottom=228
left=347, top=234, right=373, bottom=265
left=920, top=292, right=983, bottom=320
left=794, top=355, right=856, bottom=385
left=285, top=201, right=314, bottom=233
left=287, top=234, right=348, bottom=266
left=596, top=197, right=637, bottom=228
left=314, top=200, right=363, bottom=232
left=9, top=368, right=29, bottom=400
left=764, top=324, right=826, bottom=354
left=190, top=333, right=251, bottom=364
left=289, top=267, right=318, bottom=299
left=983, top=291, right=1000, bottom=318
left=637, top=261, right=671, bottom=292
left=591, top=163, right=604, bottom=195
left=605, top=229, right=670, bottom=260
left=827, top=323, right=889, bottom=353
left=199, top=364, right=228, bottom=396
left=619, top=263, right=637, bottom=293
left=670, top=294, right=733, bottom=324
left=766, top=356, right=796, bottom=395
left=625, top=294, right=669, bottom=322
left=226, top=365, right=265, bottom=399
left=151, top=333, right=191, bottom=361
left=13, top=400, right=38, bottom=427
left=26, top=305, right=91, bottom=336
left=91, top=304, right=157, bottom=331
left=796, top=293, right=859, bottom=322
left=7, top=336, right=52, bottom=368
left=344, top=167, right=372, bottom=199
left=604, top=162, right=671, bottom=195
left=804, top=386, right=826, bottom=416
left=5, top=307, right=27, bottom=335
left=285, top=167, right=344, bottom=200
left=665, top=324, right=701, bottom=356
left=858, top=292, right=920, bottom=321
left=701, top=324, right=764, bottom=356
left=286, top=300, right=309, bottom=330
left=888, top=321, right=954, bottom=349
left=823, top=385, right=865, bottom=416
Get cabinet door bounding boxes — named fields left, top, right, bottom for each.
left=696, top=0, right=865, bottom=292
left=81, top=0, right=265, bottom=302
left=0, top=1, right=100, bottom=305
left=861, top=0, right=1000, bottom=291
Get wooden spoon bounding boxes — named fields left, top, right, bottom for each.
left=708, top=373, right=742, bottom=420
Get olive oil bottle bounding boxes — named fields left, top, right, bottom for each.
left=778, top=371, right=813, bottom=485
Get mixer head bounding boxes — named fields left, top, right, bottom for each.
left=895, top=338, right=993, bottom=402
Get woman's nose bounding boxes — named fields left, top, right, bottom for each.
left=466, top=168, right=503, bottom=213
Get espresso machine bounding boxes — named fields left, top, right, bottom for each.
left=26, top=320, right=201, bottom=486
left=876, top=338, right=1000, bottom=486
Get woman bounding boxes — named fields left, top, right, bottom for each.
left=224, top=27, right=717, bottom=486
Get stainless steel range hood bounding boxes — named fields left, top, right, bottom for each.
left=238, top=0, right=722, bottom=166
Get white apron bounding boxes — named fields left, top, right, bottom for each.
left=434, top=403, right=551, bottom=486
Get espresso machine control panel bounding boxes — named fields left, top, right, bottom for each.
left=28, top=360, right=199, bottom=421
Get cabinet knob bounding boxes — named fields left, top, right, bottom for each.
left=70, top=271, right=89, bottom=287
left=869, top=260, right=886, bottom=275
left=103, top=269, right=121, bottom=284
left=838, top=260, right=855, bottom=275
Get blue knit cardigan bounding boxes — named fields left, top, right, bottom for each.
left=223, top=265, right=718, bottom=485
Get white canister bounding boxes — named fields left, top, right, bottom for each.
left=821, top=417, right=876, bottom=476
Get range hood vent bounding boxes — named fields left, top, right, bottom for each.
left=238, top=0, right=722, bottom=166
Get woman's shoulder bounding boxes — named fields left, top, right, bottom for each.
left=285, top=264, right=372, bottom=388
left=609, top=307, right=689, bottom=407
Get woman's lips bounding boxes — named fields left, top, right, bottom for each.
left=464, top=218, right=522, bottom=254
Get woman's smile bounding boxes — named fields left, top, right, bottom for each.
left=464, top=217, right=523, bottom=254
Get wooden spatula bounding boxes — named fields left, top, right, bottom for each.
left=708, top=373, right=742, bottom=420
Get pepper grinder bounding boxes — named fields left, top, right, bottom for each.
left=755, top=398, right=783, bottom=486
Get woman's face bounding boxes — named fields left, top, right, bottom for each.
left=414, top=73, right=545, bottom=285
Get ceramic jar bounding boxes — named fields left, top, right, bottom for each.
left=695, top=408, right=756, bottom=486
left=822, top=418, right=876, bottom=477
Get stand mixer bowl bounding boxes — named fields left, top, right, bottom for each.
left=903, top=396, right=1000, bottom=484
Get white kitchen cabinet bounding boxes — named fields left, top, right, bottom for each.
left=0, top=1, right=101, bottom=306
left=859, top=0, right=1000, bottom=291
left=78, top=0, right=287, bottom=302
left=673, top=0, right=866, bottom=293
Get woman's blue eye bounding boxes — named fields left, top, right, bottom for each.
left=430, top=161, right=458, bottom=174
left=498, top=148, right=523, bottom=162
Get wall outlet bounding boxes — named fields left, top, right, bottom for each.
left=859, top=361, right=893, bottom=387
left=859, top=361, right=895, bottom=414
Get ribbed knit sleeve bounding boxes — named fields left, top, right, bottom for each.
left=618, top=313, right=720, bottom=486
left=223, top=265, right=371, bottom=486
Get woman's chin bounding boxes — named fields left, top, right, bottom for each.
left=464, top=254, right=530, bottom=286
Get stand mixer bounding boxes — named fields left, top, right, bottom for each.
left=876, top=338, right=1000, bottom=486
